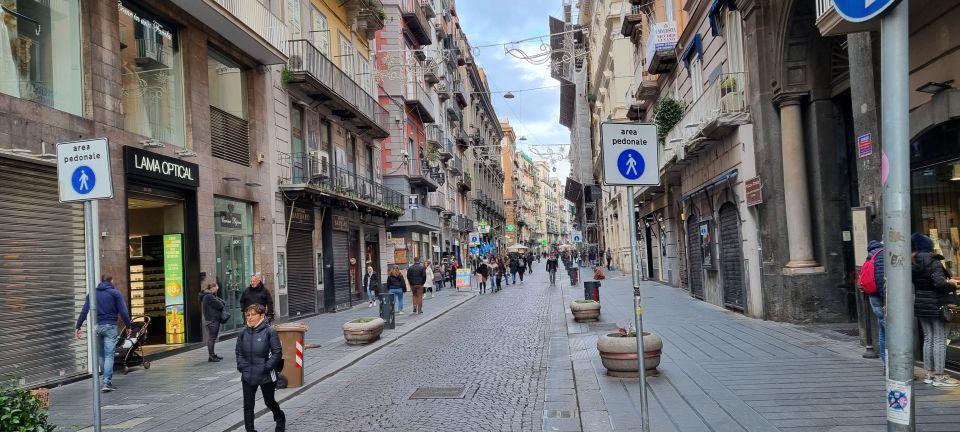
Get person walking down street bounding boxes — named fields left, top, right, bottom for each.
left=236, top=304, right=285, bottom=432
left=434, top=262, right=444, bottom=292
left=201, top=281, right=226, bottom=362
left=386, top=265, right=407, bottom=314
left=546, top=254, right=559, bottom=287
left=424, top=260, right=436, bottom=299
left=407, top=257, right=428, bottom=314
left=74, top=275, right=132, bottom=393
left=477, top=259, right=490, bottom=294
left=527, top=253, right=535, bottom=275
left=363, top=266, right=381, bottom=308
left=241, top=274, right=275, bottom=322
left=490, top=258, right=502, bottom=293
left=861, top=240, right=886, bottom=365
left=516, top=256, right=527, bottom=284
left=912, top=233, right=960, bottom=387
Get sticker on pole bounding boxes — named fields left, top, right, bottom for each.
left=886, top=379, right=911, bottom=425
left=600, top=122, right=659, bottom=186
left=57, top=138, right=113, bottom=202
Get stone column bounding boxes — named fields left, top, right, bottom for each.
left=777, top=94, right=818, bottom=268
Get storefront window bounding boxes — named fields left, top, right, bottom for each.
left=0, top=0, right=82, bottom=114
left=214, top=198, right=254, bottom=331
left=208, top=49, right=246, bottom=119
left=118, top=1, right=185, bottom=146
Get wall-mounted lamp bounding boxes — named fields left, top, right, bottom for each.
left=222, top=176, right=241, bottom=182
left=917, top=80, right=954, bottom=94
left=175, top=149, right=197, bottom=158
left=140, top=139, right=164, bottom=149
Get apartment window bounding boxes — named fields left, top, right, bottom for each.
left=408, top=138, right=417, bottom=176
left=347, top=134, right=357, bottom=174
left=358, top=51, right=371, bottom=94
left=690, top=58, right=704, bottom=100
left=290, top=104, right=305, bottom=180
left=320, top=119, right=332, bottom=154
left=287, top=0, right=301, bottom=38
left=119, top=1, right=185, bottom=146
left=339, top=33, right=354, bottom=79
left=208, top=49, right=249, bottom=166
left=665, top=0, right=675, bottom=22
left=310, top=7, right=328, bottom=55
left=0, top=0, right=82, bottom=115
left=724, top=10, right=745, bottom=73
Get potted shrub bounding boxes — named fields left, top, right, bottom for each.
left=342, top=317, right=385, bottom=345
left=0, top=386, right=55, bottom=431
left=596, top=326, right=663, bottom=377
left=719, top=75, right=738, bottom=97
left=570, top=299, right=601, bottom=322
left=653, top=97, right=685, bottom=145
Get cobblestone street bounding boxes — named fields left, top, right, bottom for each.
left=244, top=267, right=553, bottom=432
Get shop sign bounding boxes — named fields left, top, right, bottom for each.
left=124, top=146, right=199, bottom=187
left=646, top=21, right=678, bottom=69
left=456, top=268, right=472, bottom=288
left=163, top=234, right=185, bottom=344
left=218, top=211, right=243, bottom=229
left=745, top=176, right=762, bottom=206
left=286, top=204, right=314, bottom=230
left=332, top=215, right=350, bottom=232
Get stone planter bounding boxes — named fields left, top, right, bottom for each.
left=570, top=300, right=601, bottom=322
left=596, top=332, right=663, bottom=377
left=342, top=317, right=385, bottom=345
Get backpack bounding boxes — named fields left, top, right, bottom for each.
left=859, top=249, right=882, bottom=295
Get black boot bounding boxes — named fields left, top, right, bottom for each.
left=275, top=412, right=286, bottom=432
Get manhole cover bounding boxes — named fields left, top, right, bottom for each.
left=543, top=410, right=575, bottom=419
left=409, top=386, right=467, bottom=399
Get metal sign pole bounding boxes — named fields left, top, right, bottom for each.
left=84, top=200, right=103, bottom=431
left=627, top=186, right=650, bottom=432
left=882, top=1, right=914, bottom=430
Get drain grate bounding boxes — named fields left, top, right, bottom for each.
left=543, top=410, right=575, bottom=419
left=409, top=386, right=468, bottom=399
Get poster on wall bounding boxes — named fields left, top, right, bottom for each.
left=456, top=268, right=472, bottom=289
left=163, top=234, right=186, bottom=344
left=394, top=248, right=408, bottom=265
left=699, top=222, right=714, bottom=269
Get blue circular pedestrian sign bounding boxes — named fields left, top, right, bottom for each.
left=617, top=149, right=645, bottom=180
left=71, top=166, right=95, bottom=195
left=833, top=0, right=899, bottom=23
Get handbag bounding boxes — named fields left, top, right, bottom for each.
left=219, top=310, right=231, bottom=324
left=940, top=304, right=960, bottom=323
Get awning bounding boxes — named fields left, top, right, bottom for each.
left=708, top=0, right=738, bottom=37
left=681, top=168, right=738, bottom=202
left=681, top=34, right=704, bottom=70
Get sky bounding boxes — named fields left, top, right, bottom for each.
left=456, top=0, right=572, bottom=181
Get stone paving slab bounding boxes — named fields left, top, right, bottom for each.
left=48, top=288, right=475, bottom=432
left=560, top=272, right=960, bottom=431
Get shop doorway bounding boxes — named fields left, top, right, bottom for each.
left=719, top=203, right=745, bottom=310
left=127, top=190, right=188, bottom=348
left=214, top=198, right=254, bottom=332
left=686, top=214, right=704, bottom=299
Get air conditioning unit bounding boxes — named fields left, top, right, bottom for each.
left=308, top=151, right=330, bottom=178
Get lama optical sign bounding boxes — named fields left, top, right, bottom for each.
left=600, top=122, right=660, bottom=186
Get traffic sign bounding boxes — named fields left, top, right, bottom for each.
left=57, top=138, right=113, bottom=202
left=600, top=122, right=659, bottom=186
left=572, top=231, right=583, bottom=243
left=469, top=232, right=480, bottom=245
left=833, top=0, right=899, bottom=22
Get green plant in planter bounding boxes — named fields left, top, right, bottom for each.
left=351, top=317, right=378, bottom=324
left=375, top=6, right=387, bottom=22
left=0, top=387, right=55, bottom=432
left=653, top=96, right=685, bottom=146
left=587, top=93, right=597, bottom=103
left=574, top=300, right=598, bottom=304
left=281, top=66, right=293, bottom=84
left=423, top=148, right=441, bottom=162
left=719, top=76, right=739, bottom=96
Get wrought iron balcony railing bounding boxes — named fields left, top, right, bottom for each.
left=278, top=151, right=404, bottom=214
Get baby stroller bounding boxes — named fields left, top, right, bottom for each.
left=115, top=316, right=151, bottom=374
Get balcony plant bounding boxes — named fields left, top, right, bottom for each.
left=653, top=96, right=684, bottom=146
left=720, top=75, right=738, bottom=97
left=280, top=66, right=293, bottom=84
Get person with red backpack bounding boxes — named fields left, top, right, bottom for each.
left=859, top=240, right=886, bottom=365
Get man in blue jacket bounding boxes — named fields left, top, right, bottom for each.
left=75, top=275, right=132, bottom=392
left=865, top=240, right=886, bottom=365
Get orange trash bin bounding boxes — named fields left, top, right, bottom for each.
left=273, top=323, right=307, bottom=388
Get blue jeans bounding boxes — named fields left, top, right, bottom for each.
left=96, top=324, right=119, bottom=385
left=366, top=286, right=376, bottom=303
left=868, top=295, right=885, bottom=363
left=389, top=288, right=404, bottom=312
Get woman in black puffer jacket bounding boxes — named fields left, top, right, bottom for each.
left=236, top=304, right=286, bottom=431
left=912, top=233, right=959, bottom=387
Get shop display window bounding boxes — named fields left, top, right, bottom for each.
left=0, top=0, right=83, bottom=114
left=118, top=0, right=185, bottom=146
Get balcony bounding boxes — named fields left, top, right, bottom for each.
left=620, top=4, right=644, bottom=39
left=437, top=82, right=451, bottom=101
left=459, top=172, right=473, bottom=191
left=664, top=73, right=750, bottom=164
left=287, top=40, right=389, bottom=138
left=449, top=156, right=463, bottom=175
left=427, top=191, right=445, bottom=209
left=395, top=205, right=442, bottom=230
left=452, top=126, right=469, bottom=149
left=626, top=75, right=659, bottom=120
left=646, top=22, right=678, bottom=75
left=427, top=124, right=444, bottom=148
left=354, top=4, right=386, bottom=40
left=406, top=73, right=436, bottom=123
left=410, top=160, right=440, bottom=191
left=470, top=131, right=484, bottom=147
left=421, top=0, right=436, bottom=19
left=277, top=152, right=404, bottom=217
left=815, top=0, right=878, bottom=37
left=401, top=0, right=432, bottom=45
left=170, top=0, right=287, bottom=64
left=453, top=80, right=467, bottom=108
left=440, top=137, right=455, bottom=161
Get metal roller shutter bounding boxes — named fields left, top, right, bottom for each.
left=0, top=157, right=87, bottom=386
left=686, top=216, right=704, bottom=298
left=331, top=230, right=351, bottom=309
left=719, top=204, right=745, bottom=310
left=286, top=229, right=315, bottom=316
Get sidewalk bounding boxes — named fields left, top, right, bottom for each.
left=49, top=287, right=475, bottom=432
left=557, top=271, right=960, bottom=432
